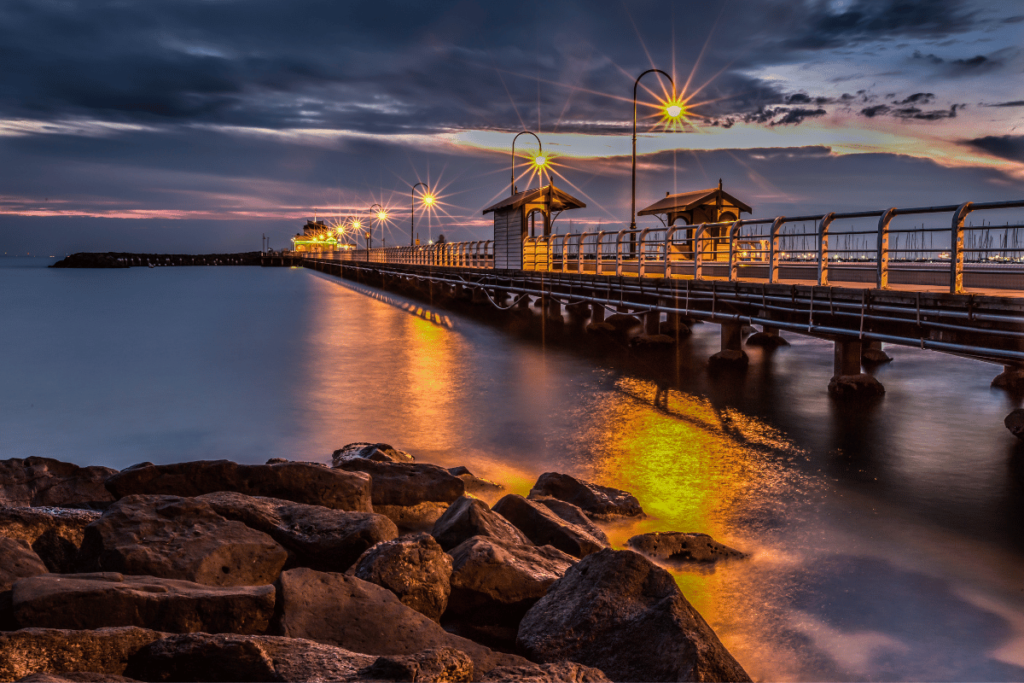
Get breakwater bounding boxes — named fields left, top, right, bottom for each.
left=51, top=252, right=264, bottom=268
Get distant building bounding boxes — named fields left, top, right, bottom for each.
left=291, top=219, right=341, bottom=253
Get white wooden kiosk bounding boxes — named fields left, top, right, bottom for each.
left=483, top=183, right=586, bottom=270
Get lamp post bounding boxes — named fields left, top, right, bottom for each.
left=630, top=69, right=674, bottom=230
left=369, top=203, right=386, bottom=251
left=511, top=131, right=543, bottom=196
left=411, top=183, right=434, bottom=247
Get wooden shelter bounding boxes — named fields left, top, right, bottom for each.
left=638, top=181, right=752, bottom=258
left=483, top=183, right=586, bottom=269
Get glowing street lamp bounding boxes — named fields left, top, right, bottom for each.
left=370, top=203, right=388, bottom=223
left=411, top=182, right=435, bottom=246
left=511, top=131, right=543, bottom=196
left=630, top=68, right=676, bottom=230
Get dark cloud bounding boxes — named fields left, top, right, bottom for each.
left=895, top=93, right=934, bottom=105
left=911, top=50, right=1003, bottom=75
left=966, top=135, right=1024, bottom=162
left=860, top=103, right=961, bottom=120
left=982, top=100, right=1024, bottom=108
left=860, top=105, right=891, bottom=118
left=771, top=107, right=827, bottom=126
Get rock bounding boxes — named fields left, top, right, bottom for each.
left=11, top=573, right=275, bottom=634
left=333, top=460, right=464, bottom=530
left=431, top=496, right=531, bottom=552
left=332, top=443, right=415, bottom=466
left=626, top=532, right=747, bottom=565
left=352, top=533, right=452, bottom=622
left=16, top=674, right=139, bottom=682
left=360, top=647, right=474, bottom=682
left=828, top=373, right=885, bottom=398
left=0, top=539, right=47, bottom=593
left=124, top=633, right=473, bottom=683
left=275, top=568, right=530, bottom=675
left=0, top=507, right=100, bottom=574
left=446, top=536, right=576, bottom=647
left=196, top=492, right=397, bottom=573
left=604, top=313, right=642, bottom=333
left=105, top=460, right=372, bottom=512
left=1006, top=409, right=1024, bottom=441
left=861, top=347, right=892, bottom=364
left=744, top=331, right=790, bottom=348
left=527, top=497, right=610, bottom=545
left=0, top=458, right=116, bottom=510
left=993, top=368, right=1024, bottom=393
left=0, top=627, right=163, bottom=681
left=659, top=320, right=692, bottom=338
left=481, top=662, right=611, bottom=682
left=491, top=495, right=606, bottom=558
left=585, top=321, right=616, bottom=334
left=447, top=467, right=504, bottom=494
left=528, top=472, right=644, bottom=521
left=707, top=349, right=749, bottom=371
left=77, top=495, right=288, bottom=587
left=518, top=549, right=750, bottom=682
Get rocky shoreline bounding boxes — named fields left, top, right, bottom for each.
left=50, top=253, right=263, bottom=269
left=0, top=448, right=751, bottom=682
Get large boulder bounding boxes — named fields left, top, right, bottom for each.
left=331, top=443, right=415, bottom=465
left=0, top=539, right=48, bottom=593
left=1006, top=409, right=1024, bottom=441
left=491, top=495, right=606, bottom=559
left=626, top=532, right=748, bottom=565
left=447, top=467, right=504, bottom=495
left=195, top=492, right=397, bottom=573
left=275, top=567, right=530, bottom=675
left=0, top=458, right=116, bottom=510
left=332, top=460, right=464, bottom=530
left=527, top=496, right=610, bottom=545
left=446, top=536, right=576, bottom=647
left=124, top=633, right=472, bottom=683
left=11, top=573, right=275, bottom=634
left=517, top=549, right=750, bottom=682
left=76, top=495, right=288, bottom=587
left=827, top=373, right=885, bottom=399
left=0, top=508, right=100, bottom=574
left=431, top=496, right=530, bottom=552
left=529, top=473, right=644, bottom=520
left=105, top=460, right=372, bottom=512
left=351, top=533, right=452, bottom=622
left=481, top=662, right=611, bottom=682
left=0, top=627, right=163, bottom=681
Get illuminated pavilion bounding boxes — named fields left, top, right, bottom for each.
left=638, top=181, right=752, bottom=259
left=291, top=219, right=340, bottom=253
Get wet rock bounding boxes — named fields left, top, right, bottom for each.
left=993, top=368, right=1024, bottom=393
left=585, top=321, right=615, bottom=334
left=0, top=507, right=100, bottom=574
left=745, top=331, right=790, bottom=348
left=861, top=347, right=892, bottom=365
left=275, top=567, right=530, bottom=675
left=528, top=472, right=644, bottom=521
left=527, top=497, right=610, bottom=545
left=626, top=532, right=747, bottom=565
left=447, top=467, right=504, bottom=495
left=196, top=492, right=397, bottom=573
left=0, top=458, right=116, bottom=510
left=707, top=349, right=749, bottom=371
left=12, top=573, right=275, bottom=634
left=16, top=674, right=139, bottom=682
left=481, top=662, right=611, bottom=682
left=1006, top=409, right=1024, bottom=441
left=0, top=627, right=163, bottom=681
left=352, top=533, right=452, bottom=622
left=431, top=496, right=530, bottom=552
left=604, top=313, right=642, bottom=333
left=125, top=633, right=473, bottom=683
left=360, top=647, right=474, bottom=682
left=564, top=302, right=592, bottom=319
left=491, top=495, right=606, bottom=558
left=332, top=460, right=463, bottom=530
left=0, top=539, right=47, bottom=593
left=660, top=320, right=692, bottom=338
left=630, top=334, right=676, bottom=348
left=332, top=443, right=415, bottom=465
left=445, top=536, right=576, bottom=647
left=517, top=549, right=751, bottom=682
left=105, top=460, right=372, bottom=512
left=828, top=373, right=885, bottom=399
left=77, top=495, right=288, bottom=587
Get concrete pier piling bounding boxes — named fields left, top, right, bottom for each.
left=829, top=339, right=885, bottom=398
left=707, top=322, right=749, bottom=370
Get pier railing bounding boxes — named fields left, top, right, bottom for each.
left=312, top=199, right=1024, bottom=294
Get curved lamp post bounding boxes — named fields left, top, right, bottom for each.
left=630, top=69, right=674, bottom=230
left=511, top=131, right=543, bottom=196
left=411, top=182, right=435, bottom=247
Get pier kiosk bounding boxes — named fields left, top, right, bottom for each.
left=637, top=181, right=752, bottom=261
left=483, top=183, right=586, bottom=270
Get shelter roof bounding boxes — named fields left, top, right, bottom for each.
left=638, top=188, right=752, bottom=216
left=482, top=184, right=587, bottom=215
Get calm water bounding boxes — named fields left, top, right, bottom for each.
left=2, top=256, right=1024, bottom=681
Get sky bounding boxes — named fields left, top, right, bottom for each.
left=0, top=0, right=1022, bottom=255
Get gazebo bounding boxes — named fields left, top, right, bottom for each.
left=483, top=183, right=586, bottom=270
left=638, top=180, right=752, bottom=258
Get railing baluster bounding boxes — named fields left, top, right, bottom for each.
left=877, top=208, right=897, bottom=289
left=817, top=213, right=835, bottom=286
